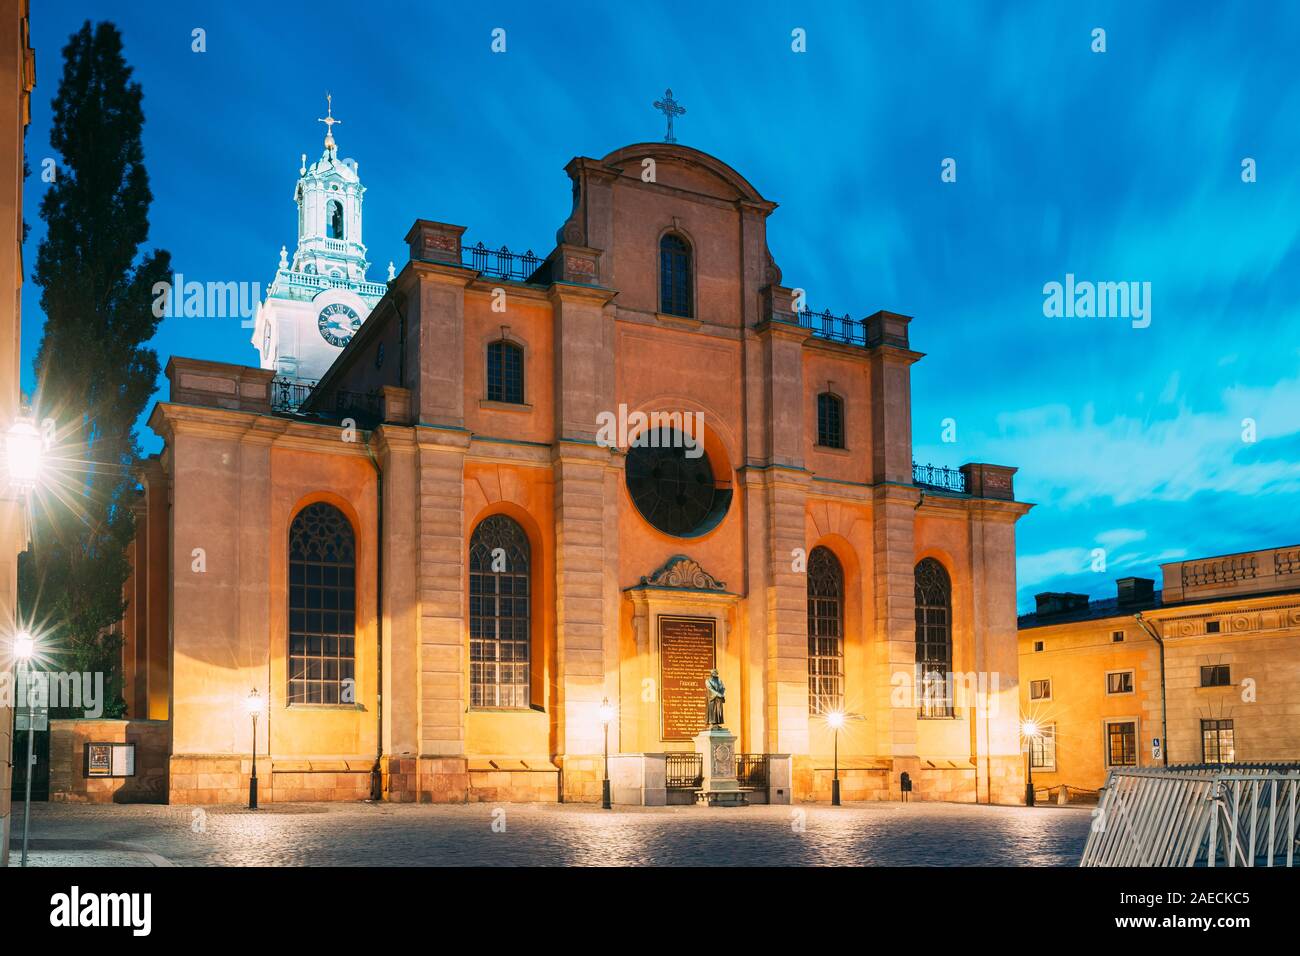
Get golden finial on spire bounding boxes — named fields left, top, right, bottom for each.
left=318, top=91, right=341, bottom=149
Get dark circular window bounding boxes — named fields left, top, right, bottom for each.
left=625, top=428, right=730, bottom=537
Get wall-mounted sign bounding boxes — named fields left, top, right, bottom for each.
left=85, top=743, right=135, bottom=778
left=659, top=615, right=716, bottom=741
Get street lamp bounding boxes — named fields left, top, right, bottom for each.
left=5, top=416, right=43, bottom=491
left=246, top=688, right=262, bottom=810
left=826, top=709, right=845, bottom=806
left=12, top=629, right=35, bottom=866
left=1022, top=719, right=1040, bottom=807
left=598, top=697, right=615, bottom=810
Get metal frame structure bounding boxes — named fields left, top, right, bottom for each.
left=1081, top=766, right=1300, bottom=867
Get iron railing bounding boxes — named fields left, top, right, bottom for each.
left=912, top=461, right=967, bottom=493
left=271, top=378, right=382, bottom=429
left=1081, top=766, right=1300, bottom=867
left=462, top=242, right=543, bottom=282
left=770, top=307, right=868, bottom=348
left=665, top=752, right=771, bottom=790
left=666, top=752, right=703, bottom=789
left=736, top=754, right=769, bottom=790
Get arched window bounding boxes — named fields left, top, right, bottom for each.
left=817, top=392, right=844, bottom=449
left=288, top=503, right=356, bottom=705
left=469, top=515, right=531, bottom=708
left=807, top=546, right=844, bottom=714
left=915, top=558, right=953, bottom=717
left=327, top=200, right=344, bottom=240
left=486, top=339, right=524, bottom=404
left=659, top=233, right=693, bottom=318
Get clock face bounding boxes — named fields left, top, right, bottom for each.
left=317, top=302, right=361, bottom=347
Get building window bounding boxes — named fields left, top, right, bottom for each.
left=469, top=515, right=531, bottom=708
left=1029, top=679, right=1051, bottom=701
left=486, top=339, right=524, bottom=404
left=659, top=233, right=693, bottom=318
left=1033, top=640, right=1044, bottom=652
left=816, top=393, right=844, bottom=449
left=1106, top=670, right=1134, bottom=695
left=1030, top=723, right=1056, bottom=771
left=1206, top=620, right=1221, bottom=634
left=288, top=503, right=357, bottom=705
left=1106, top=721, right=1137, bottom=767
left=1112, top=630, right=1125, bottom=643
left=327, top=199, right=344, bottom=240
left=1201, top=719, right=1235, bottom=764
left=807, top=546, right=844, bottom=715
left=915, top=558, right=953, bottom=717
left=1200, top=664, right=1231, bottom=688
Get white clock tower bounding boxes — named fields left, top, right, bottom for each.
left=250, top=95, right=388, bottom=386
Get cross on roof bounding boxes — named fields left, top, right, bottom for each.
left=318, top=91, right=342, bottom=148
left=653, top=88, right=685, bottom=144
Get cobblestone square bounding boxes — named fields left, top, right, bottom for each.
left=11, top=801, right=1091, bottom=867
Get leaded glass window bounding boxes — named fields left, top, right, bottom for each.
left=469, top=515, right=531, bottom=708
left=807, top=546, right=844, bottom=715
left=1107, top=721, right=1137, bottom=766
left=915, top=558, right=954, bottom=717
left=659, top=233, right=692, bottom=318
left=487, top=340, right=524, bottom=404
left=817, top=393, right=844, bottom=449
left=288, top=503, right=356, bottom=705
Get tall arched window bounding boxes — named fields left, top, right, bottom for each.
left=469, top=515, right=531, bottom=708
left=659, top=233, right=693, bottom=318
left=817, top=392, right=844, bottom=449
left=288, top=503, right=356, bottom=705
left=807, top=546, right=844, bottom=714
left=327, top=199, right=344, bottom=239
left=915, top=558, right=953, bottom=717
left=486, top=339, right=524, bottom=404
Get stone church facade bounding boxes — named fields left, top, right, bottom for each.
left=124, top=138, right=1032, bottom=805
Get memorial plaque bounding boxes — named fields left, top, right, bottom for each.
left=659, top=615, right=716, bottom=741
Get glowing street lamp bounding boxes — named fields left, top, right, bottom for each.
left=12, top=629, right=36, bottom=866
left=1022, top=719, right=1041, bottom=807
left=599, top=697, right=615, bottom=810
left=5, top=417, right=43, bottom=491
left=826, top=709, right=846, bottom=806
left=246, top=688, right=262, bottom=810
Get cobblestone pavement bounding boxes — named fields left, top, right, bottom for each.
left=14, top=801, right=1090, bottom=866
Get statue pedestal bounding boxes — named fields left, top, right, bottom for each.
left=693, top=726, right=747, bottom=806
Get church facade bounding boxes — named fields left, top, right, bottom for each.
left=123, top=132, right=1033, bottom=805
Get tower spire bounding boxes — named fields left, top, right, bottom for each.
left=317, top=91, right=342, bottom=150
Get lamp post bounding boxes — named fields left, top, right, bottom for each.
left=246, top=688, right=261, bottom=810
left=598, top=697, right=614, bottom=810
left=13, top=630, right=34, bottom=866
left=1022, top=720, right=1039, bottom=807
left=826, top=709, right=845, bottom=806
left=6, top=416, right=44, bottom=870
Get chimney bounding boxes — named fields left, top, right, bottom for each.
left=1116, top=576, right=1155, bottom=607
left=1033, top=592, right=1090, bottom=617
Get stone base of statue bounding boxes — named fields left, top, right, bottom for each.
left=693, top=726, right=748, bottom=806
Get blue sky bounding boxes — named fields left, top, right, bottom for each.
left=19, top=2, right=1300, bottom=610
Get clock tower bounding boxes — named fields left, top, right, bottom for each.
left=250, top=95, right=388, bottom=385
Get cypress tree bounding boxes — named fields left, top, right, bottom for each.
left=22, top=21, right=171, bottom=716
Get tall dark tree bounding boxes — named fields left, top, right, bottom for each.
left=22, top=21, right=170, bottom=715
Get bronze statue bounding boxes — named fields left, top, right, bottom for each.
left=705, top=668, right=725, bottom=727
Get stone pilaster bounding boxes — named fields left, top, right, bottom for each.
left=764, top=467, right=812, bottom=756
left=375, top=426, right=419, bottom=762
left=871, top=485, right=921, bottom=769
left=415, top=428, right=471, bottom=758
left=407, top=264, right=471, bottom=427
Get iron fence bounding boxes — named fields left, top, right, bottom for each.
left=770, top=307, right=867, bottom=348
left=736, top=754, right=769, bottom=789
left=912, top=461, right=968, bottom=493
left=462, top=242, right=543, bottom=282
left=271, top=378, right=382, bottom=429
left=666, top=752, right=703, bottom=789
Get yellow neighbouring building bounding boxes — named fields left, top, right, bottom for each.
left=1018, top=545, right=1300, bottom=797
